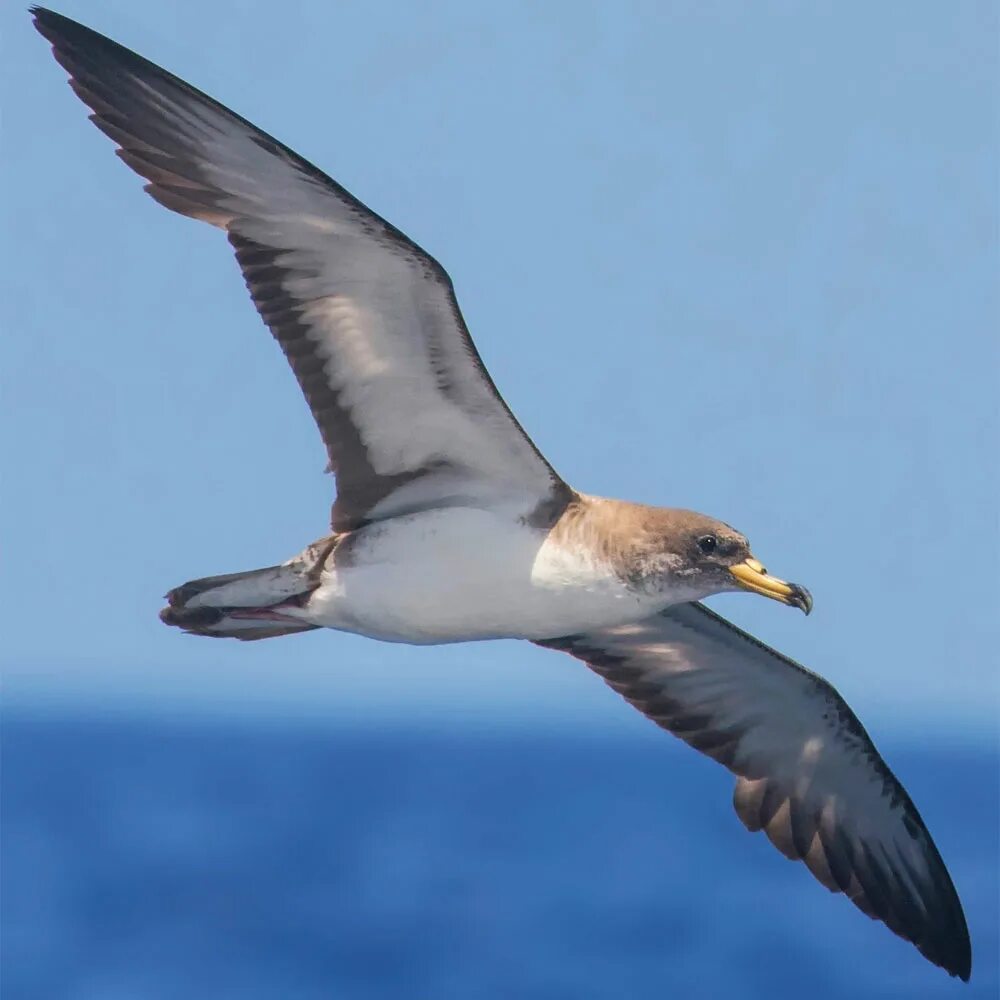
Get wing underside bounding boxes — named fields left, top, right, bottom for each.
left=34, top=6, right=568, bottom=530
left=537, top=602, right=971, bottom=980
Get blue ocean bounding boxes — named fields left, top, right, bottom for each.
left=3, top=712, right=997, bottom=999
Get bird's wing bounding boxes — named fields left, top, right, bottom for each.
left=536, top=602, right=971, bottom=980
left=33, top=7, right=569, bottom=531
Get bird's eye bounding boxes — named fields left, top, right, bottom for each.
left=697, top=534, right=718, bottom=555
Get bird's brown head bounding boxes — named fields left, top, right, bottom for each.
left=636, top=508, right=813, bottom=614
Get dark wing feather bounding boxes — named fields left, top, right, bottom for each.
left=33, top=7, right=568, bottom=530
left=537, top=602, right=971, bottom=980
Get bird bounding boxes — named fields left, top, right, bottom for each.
left=32, top=6, right=971, bottom=981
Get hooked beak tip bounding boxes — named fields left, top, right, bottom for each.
left=728, top=558, right=813, bottom=614
left=790, top=584, right=813, bottom=616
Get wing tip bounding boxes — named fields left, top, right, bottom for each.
left=30, top=6, right=61, bottom=49
left=31, top=5, right=82, bottom=43
left=930, top=937, right=971, bottom=983
left=930, top=907, right=972, bottom=982
left=733, top=778, right=972, bottom=981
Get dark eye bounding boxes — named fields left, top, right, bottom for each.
left=697, top=534, right=718, bottom=555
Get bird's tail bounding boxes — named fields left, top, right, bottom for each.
left=159, top=537, right=335, bottom=641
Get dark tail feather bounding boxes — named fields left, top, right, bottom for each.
left=160, top=603, right=318, bottom=641
left=160, top=560, right=322, bottom=641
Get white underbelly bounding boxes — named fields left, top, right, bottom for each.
left=300, top=507, right=663, bottom=644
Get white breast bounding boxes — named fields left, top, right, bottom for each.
left=300, top=506, right=665, bottom=644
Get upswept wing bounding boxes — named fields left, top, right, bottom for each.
left=34, top=7, right=567, bottom=530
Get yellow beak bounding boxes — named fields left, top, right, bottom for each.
left=729, top=558, right=813, bottom=614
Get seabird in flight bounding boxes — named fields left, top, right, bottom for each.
left=32, top=6, right=971, bottom=981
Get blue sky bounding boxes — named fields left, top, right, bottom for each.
left=3, top=1, right=997, bottom=737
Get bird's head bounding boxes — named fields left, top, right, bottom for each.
left=638, top=509, right=813, bottom=614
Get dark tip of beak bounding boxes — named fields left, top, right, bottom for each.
left=790, top=584, right=813, bottom=616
